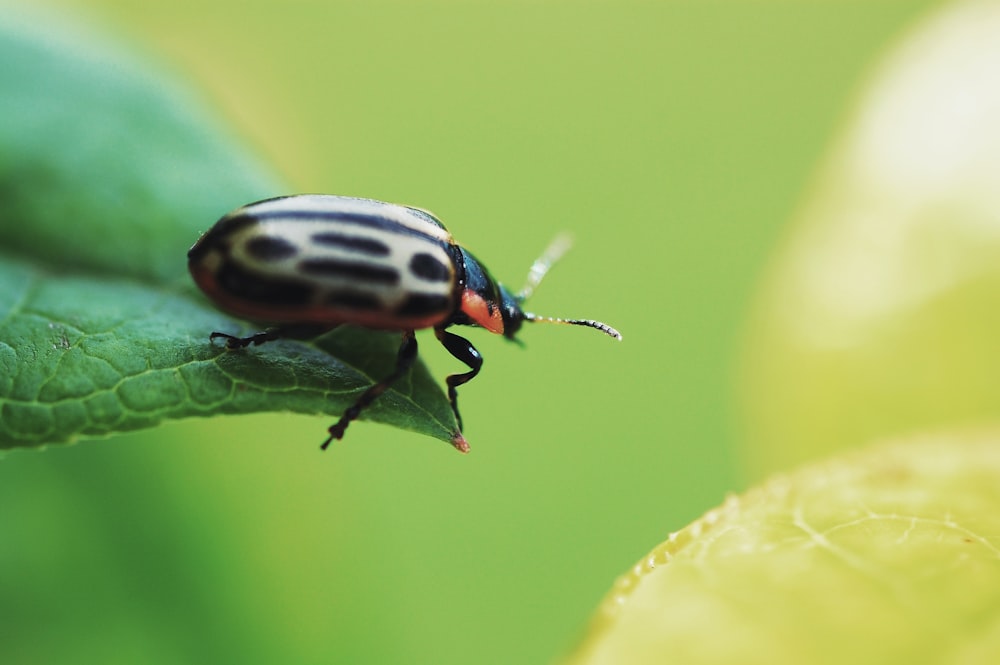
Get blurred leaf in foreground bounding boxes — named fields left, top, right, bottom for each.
left=566, top=429, right=1000, bottom=665
left=0, top=16, right=460, bottom=451
left=739, top=2, right=1000, bottom=477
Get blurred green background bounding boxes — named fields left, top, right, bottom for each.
left=0, top=1, right=938, bottom=663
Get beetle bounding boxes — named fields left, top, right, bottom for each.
left=188, top=194, right=621, bottom=452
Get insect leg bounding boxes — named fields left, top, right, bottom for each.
left=322, top=330, right=418, bottom=449
left=210, top=328, right=283, bottom=349
left=210, top=324, right=334, bottom=349
left=434, top=328, right=483, bottom=432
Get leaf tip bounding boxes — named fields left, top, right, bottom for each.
left=451, top=431, right=470, bottom=453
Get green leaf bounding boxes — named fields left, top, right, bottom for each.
left=565, top=430, right=1000, bottom=665
left=0, top=18, right=461, bottom=451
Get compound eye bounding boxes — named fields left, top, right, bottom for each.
left=460, top=289, right=504, bottom=334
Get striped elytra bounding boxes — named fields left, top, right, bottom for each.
left=189, top=195, right=461, bottom=331
left=189, top=194, right=622, bottom=452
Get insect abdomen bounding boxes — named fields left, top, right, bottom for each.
left=188, top=195, right=462, bottom=330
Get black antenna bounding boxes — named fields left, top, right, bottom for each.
left=523, top=313, right=622, bottom=339
left=518, top=235, right=622, bottom=341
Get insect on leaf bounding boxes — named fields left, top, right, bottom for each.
left=0, top=18, right=460, bottom=451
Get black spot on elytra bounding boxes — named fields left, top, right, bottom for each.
left=299, top=259, right=400, bottom=285
left=310, top=232, right=391, bottom=256
left=245, top=235, right=299, bottom=261
left=217, top=262, right=313, bottom=305
left=324, top=290, right=383, bottom=310
left=396, top=293, right=451, bottom=316
left=409, top=252, right=451, bottom=282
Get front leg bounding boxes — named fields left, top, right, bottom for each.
left=322, top=330, right=418, bottom=449
left=434, top=328, right=483, bottom=432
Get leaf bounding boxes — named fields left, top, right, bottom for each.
left=738, top=2, right=1000, bottom=477
left=0, top=17, right=462, bottom=451
left=565, top=430, right=1000, bottom=665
